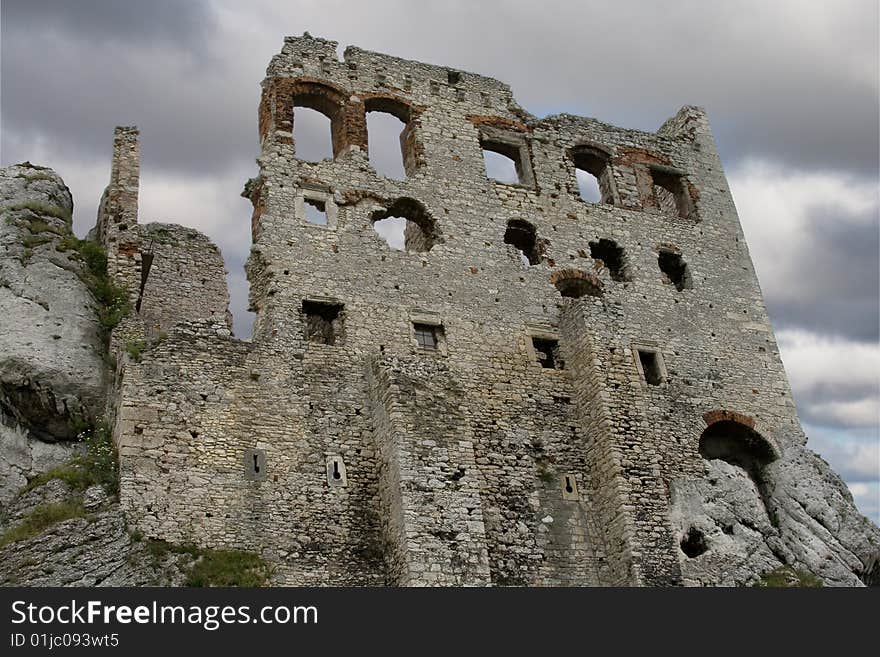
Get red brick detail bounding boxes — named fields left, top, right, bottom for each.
left=702, top=409, right=756, bottom=429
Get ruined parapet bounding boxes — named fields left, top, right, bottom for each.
left=97, top=126, right=142, bottom=303
left=137, top=223, right=232, bottom=335
left=94, top=128, right=232, bottom=340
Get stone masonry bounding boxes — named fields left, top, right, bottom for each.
left=104, top=35, right=879, bottom=586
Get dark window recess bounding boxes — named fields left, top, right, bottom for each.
left=533, top=337, right=564, bottom=370
left=658, top=251, right=692, bottom=291
left=638, top=350, right=663, bottom=385
left=555, top=275, right=602, bottom=299
left=136, top=240, right=155, bottom=313
left=650, top=168, right=693, bottom=219
left=571, top=146, right=613, bottom=204
left=413, top=323, right=438, bottom=350
left=589, top=238, right=628, bottom=281
left=304, top=198, right=327, bottom=225
left=302, top=300, right=343, bottom=345
left=504, top=219, right=542, bottom=266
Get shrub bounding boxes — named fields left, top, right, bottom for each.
left=140, top=540, right=270, bottom=586
left=24, top=421, right=118, bottom=496
left=55, top=238, right=131, bottom=331
left=126, top=340, right=148, bottom=362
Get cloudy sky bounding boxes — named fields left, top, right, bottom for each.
left=2, top=0, right=878, bottom=523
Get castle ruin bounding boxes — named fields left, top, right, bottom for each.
left=94, top=35, right=878, bottom=586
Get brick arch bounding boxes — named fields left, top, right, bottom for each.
left=700, top=411, right=781, bottom=467
left=550, top=269, right=603, bottom=298
left=259, top=77, right=366, bottom=156
left=362, top=94, right=420, bottom=123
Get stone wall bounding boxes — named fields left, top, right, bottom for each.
left=137, top=222, right=231, bottom=335
left=112, top=34, right=879, bottom=586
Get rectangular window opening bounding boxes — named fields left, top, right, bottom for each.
left=638, top=349, right=663, bottom=385
left=304, top=198, right=328, bottom=225
left=479, top=129, right=533, bottom=187
left=650, top=168, right=692, bottom=219
left=302, top=300, right=343, bottom=345
left=533, top=337, right=563, bottom=370
left=413, top=323, right=439, bottom=350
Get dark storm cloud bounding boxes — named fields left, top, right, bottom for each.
left=0, top=0, right=256, bottom=175
left=316, top=0, right=879, bottom=176
left=3, top=0, right=878, bottom=181
left=764, top=205, right=880, bottom=342
left=2, top=0, right=213, bottom=47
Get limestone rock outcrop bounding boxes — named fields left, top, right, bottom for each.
left=671, top=441, right=880, bottom=587
left=0, top=164, right=108, bottom=509
left=0, top=479, right=188, bottom=586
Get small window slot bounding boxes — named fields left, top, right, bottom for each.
left=562, top=473, right=580, bottom=500
left=244, top=448, right=267, bottom=481
left=326, top=455, right=348, bottom=487
left=636, top=348, right=665, bottom=386
left=413, top=323, right=438, bottom=350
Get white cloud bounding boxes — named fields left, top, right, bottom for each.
left=847, top=482, right=880, bottom=525
left=729, top=160, right=878, bottom=307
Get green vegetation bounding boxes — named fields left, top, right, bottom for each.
left=126, top=339, right=148, bottom=362
left=142, top=539, right=271, bottom=587
left=186, top=549, right=271, bottom=587
left=22, top=234, right=53, bottom=249
left=6, top=200, right=71, bottom=222
left=23, top=217, right=69, bottom=236
left=754, top=565, right=823, bottom=588
left=24, top=421, right=118, bottom=496
left=0, top=501, right=86, bottom=548
left=150, top=226, right=179, bottom=246
left=56, top=238, right=131, bottom=331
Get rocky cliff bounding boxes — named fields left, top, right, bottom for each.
left=0, top=164, right=108, bottom=507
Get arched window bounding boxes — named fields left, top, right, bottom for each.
left=658, top=248, right=692, bottom=291
left=699, top=416, right=780, bottom=526
left=371, top=198, right=437, bottom=253
left=364, top=96, right=419, bottom=179
left=699, top=420, right=778, bottom=476
left=650, top=166, right=694, bottom=219
left=293, top=107, right=333, bottom=161
left=589, top=238, right=629, bottom=281
left=571, top=145, right=613, bottom=204
left=290, top=82, right=348, bottom=161
left=551, top=269, right=603, bottom=298
left=479, top=125, right=534, bottom=187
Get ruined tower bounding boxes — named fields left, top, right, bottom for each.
left=107, top=35, right=879, bottom=586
